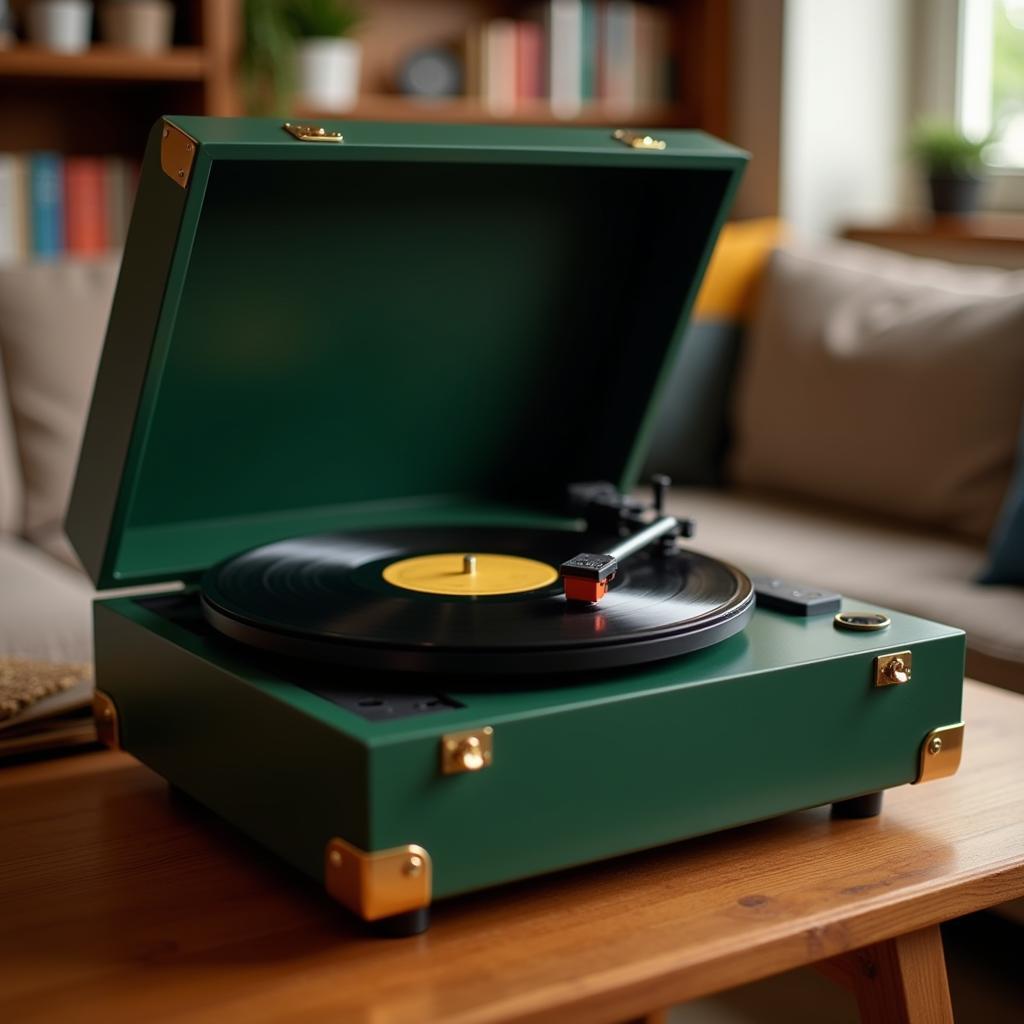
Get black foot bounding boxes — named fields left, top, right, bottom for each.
left=832, top=791, right=884, bottom=819
left=368, top=907, right=430, bottom=938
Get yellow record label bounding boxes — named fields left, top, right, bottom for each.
left=382, top=552, right=558, bottom=597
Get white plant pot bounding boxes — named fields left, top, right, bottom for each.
left=296, top=37, right=361, bottom=112
left=27, top=0, right=93, bottom=54
left=100, top=0, right=173, bottom=53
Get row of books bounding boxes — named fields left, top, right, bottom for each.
left=467, top=1, right=673, bottom=118
left=0, top=153, right=139, bottom=264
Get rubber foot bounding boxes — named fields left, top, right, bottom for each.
left=832, top=791, right=884, bottom=819
left=368, top=907, right=430, bottom=938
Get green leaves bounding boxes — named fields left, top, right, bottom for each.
left=909, top=119, right=993, bottom=176
left=283, top=0, right=361, bottom=39
left=241, top=0, right=362, bottom=114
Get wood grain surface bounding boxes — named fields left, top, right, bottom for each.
left=0, top=679, right=1021, bottom=1024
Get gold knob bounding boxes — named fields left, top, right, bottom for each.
left=404, top=854, right=424, bottom=877
left=928, top=736, right=943, bottom=755
left=884, top=656, right=910, bottom=684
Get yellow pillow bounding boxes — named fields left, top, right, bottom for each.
left=693, top=218, right=785, bottom=323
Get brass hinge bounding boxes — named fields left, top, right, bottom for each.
left=324, top=837, right=431, bottom=921
left=160, top=121, right=198, bottom=189
left=914, top=723, right=965, bottom=784
left=283, top=122, right=344, bottom=143
left=612, top=129, right=666, bottom=151
left=92, top=690, right=120, bottom=749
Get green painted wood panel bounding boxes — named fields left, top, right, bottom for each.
left=66, top=117, right=746, bottom=589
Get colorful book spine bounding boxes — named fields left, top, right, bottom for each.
left=29, top=153, right=64, bottom=260
left=468, top=1, right=672, bottom=116
left=602, top=1, right=636, bottom=113
left=516, top=20, right=544, bottom=104
left=484, top=18, right=518, bottom=116
left=580, top=0, right=598, bottom=103
left=548, top=0, right=583, bottom=119
left=65, top=157, right=108, bottom=255
left=0, top=155, right=30, bottom=265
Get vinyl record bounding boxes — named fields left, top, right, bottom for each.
left=201, top=526, right=754, bottom=674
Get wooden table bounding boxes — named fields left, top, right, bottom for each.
left=1, top=680, right=1022, bottom=1024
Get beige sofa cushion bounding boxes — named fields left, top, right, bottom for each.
left=0, top=535, right=93, bottom=663
left=666, top=486, right=1024, bottom=673
left=0, top=257, right=119, bottom=566
left=0, top=354, right=22, bottom=535
left=729, top=242, right=1024, bottom=542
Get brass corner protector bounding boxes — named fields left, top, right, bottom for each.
left=612, top=128, right=666, bottom=151
left=282, top=122, right=344, bottom=143
left=914, top=723, right=965, bottom=784
left=324, top=837, right=431, bottom=921
left=92, top=690, right=120, bottom=749
left=874, top=650, right=912, bottom=687
left=160, top=121, right=197, bottom=189
left=440, top=726, right=494, bottom=775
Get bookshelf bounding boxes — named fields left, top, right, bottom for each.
left=0, top=0, right=240, bottom=154
left=0, top=1, right=737, bottom=262
left=0, top=0, right=730, bottom=150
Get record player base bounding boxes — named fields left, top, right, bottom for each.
left=91, top=591, right=965, bottom=933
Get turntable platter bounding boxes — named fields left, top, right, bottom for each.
left=200, top=526, right=754, bottom=674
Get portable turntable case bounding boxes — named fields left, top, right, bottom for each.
left=68, top=117, right=965, bottom=935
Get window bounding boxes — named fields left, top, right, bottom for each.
left=959, top=0, right=1024, bottom=167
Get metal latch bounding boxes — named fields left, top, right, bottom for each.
left=283, top=122, right=344, bottom=143
left=612, top=129, right=666, bottom=151
left=440, top=727, right=494, bottom=775
left=874, top=650, right=912, bottom=687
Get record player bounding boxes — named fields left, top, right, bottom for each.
left=67, top=117, right=965, bottom=937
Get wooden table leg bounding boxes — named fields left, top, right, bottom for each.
left=818, top=924, right=954, bottom=1024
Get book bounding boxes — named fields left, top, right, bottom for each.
left=0, top=154, right=30, bottom=264
left=547, top=0, right=583, bottom=119
left=65, top=156, right=108, bottom=256
left=516, top=20, right=544, bottom=104
left=581, top=0, right=599, bottom=103
left=105, top=155, right=129, bottom=246
left=29, top=153, right=64, bottom=260
left=484, top=18, right=518, bottom=116
left=602, top=1, right=636, bottom=113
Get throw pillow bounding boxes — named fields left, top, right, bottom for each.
left=0, top=256, right=120, bottom=567
left=728, top=240, right=1024, bottom=542
left=644, top=217, right=784, bottom=485
left=982, top=418, right=1024, bottom=584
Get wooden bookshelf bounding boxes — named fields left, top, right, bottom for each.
left=0, top=0, right=239, bottom=153
left=0, top=0, right=731, bottom=157
left=0, top=44, right=206, bottom=81
left=299, top=96, right=686, bottom=127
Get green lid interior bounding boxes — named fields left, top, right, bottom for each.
left=69, top=118, right=745, bottom=588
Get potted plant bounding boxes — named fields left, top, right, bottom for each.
left=27, top=0, right=94, bottom=53
left=100, top=0, right=174, bottom=53
left=910, top=120, right=991, bottom=216
left=286, top=0, right=362, bottom=112
left=242, top=0, right=361, bottom=115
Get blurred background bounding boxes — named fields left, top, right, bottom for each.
left=0, top=0, right=1022, bottom=247
left=0, top=3, right=1022, bottom=1022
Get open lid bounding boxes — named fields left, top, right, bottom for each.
left=67, top=117, right=746, bottom=589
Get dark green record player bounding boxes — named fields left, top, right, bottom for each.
left=67, top=117, right=965, bottom=937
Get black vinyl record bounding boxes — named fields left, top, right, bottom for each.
left=201, top=526, right=754, bottom=674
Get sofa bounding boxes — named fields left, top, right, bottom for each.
left=0, top=228, right=1021, bottom=719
